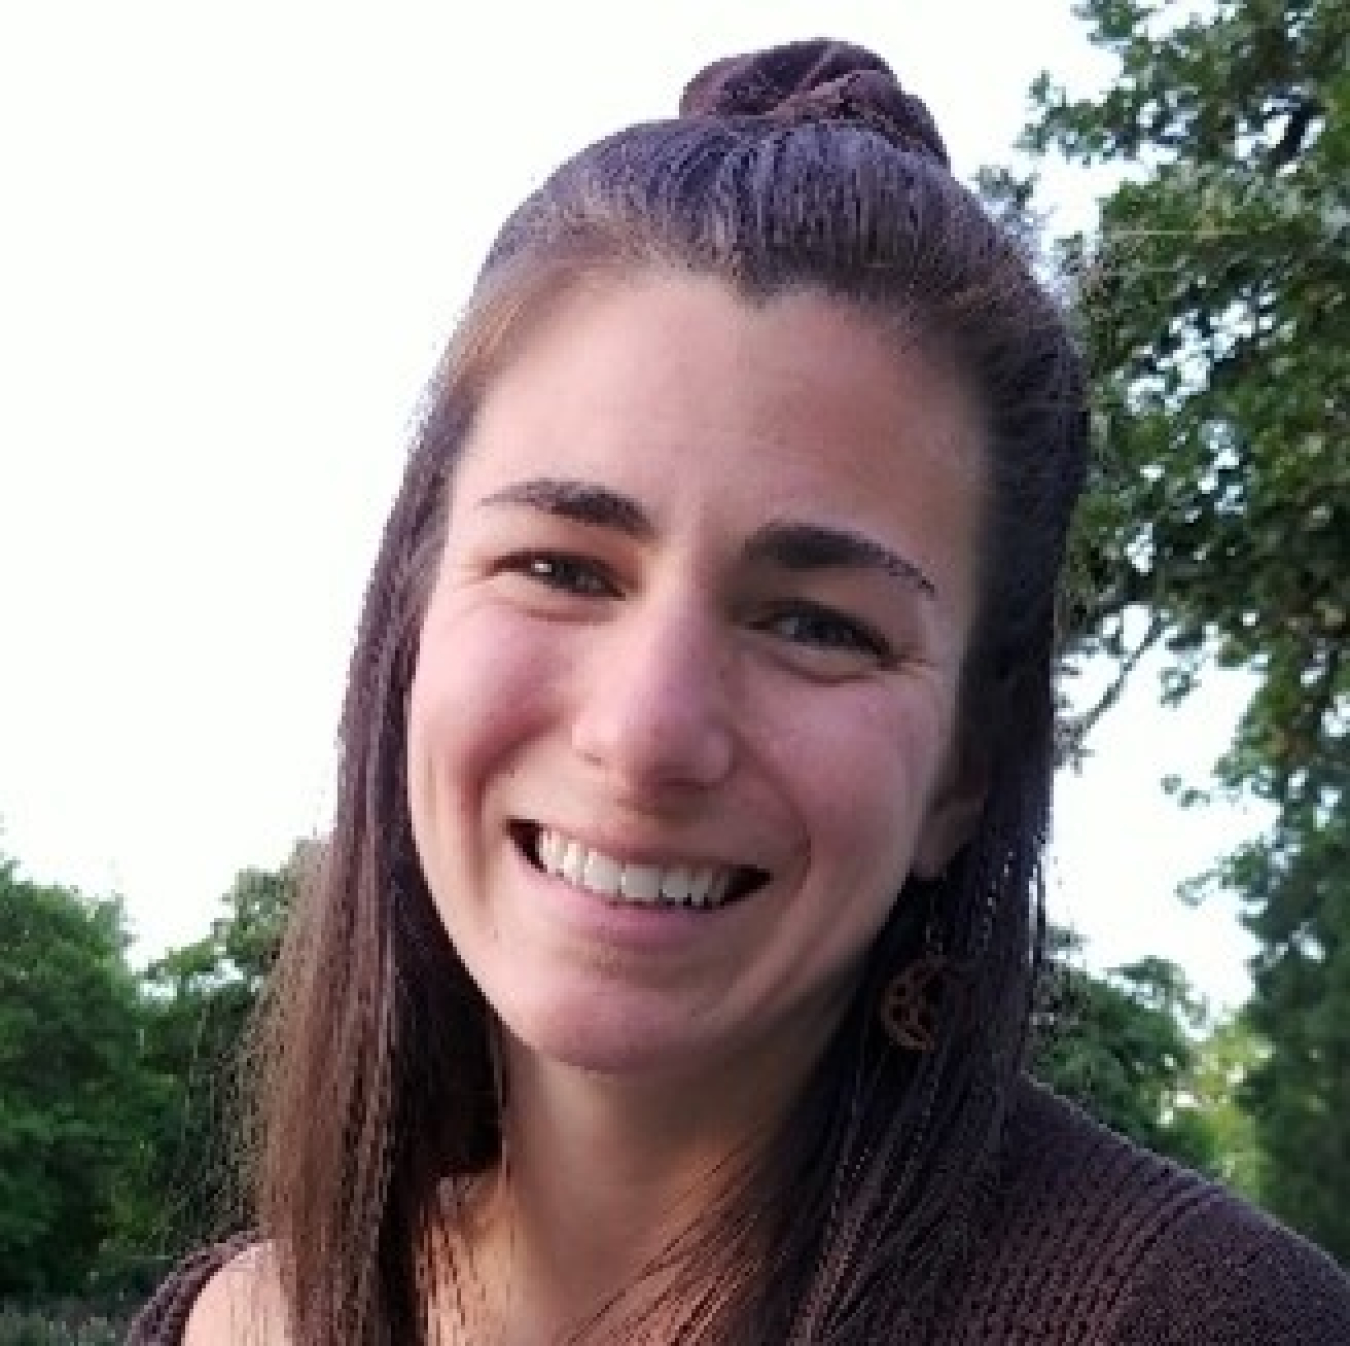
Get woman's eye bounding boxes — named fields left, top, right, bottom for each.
left=763, top=604, right=890, bottom=661
left=503, top=552, right=616, bottom=598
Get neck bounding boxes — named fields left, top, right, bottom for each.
left=451, top=1022, right=833, bottom=1342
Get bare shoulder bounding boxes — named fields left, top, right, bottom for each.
left=183, top=1243, right=290, bottom=1345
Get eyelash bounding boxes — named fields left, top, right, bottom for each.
left=500, top=550, right=618, bottom=597
left=758, top=602, right=892, bottom=661
left=499, top=550, right=892, bottom=663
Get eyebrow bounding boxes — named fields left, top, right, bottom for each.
left=745, top=520, right=936, bottom=598
left=477, top=478, right=654, bottom=539
left=477, top=477, right=936, bottom=598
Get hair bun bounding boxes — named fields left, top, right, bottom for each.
left=679, top=38, right=950, bottom=168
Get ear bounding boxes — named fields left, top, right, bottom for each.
left=911, top=738, right=988, bottom=880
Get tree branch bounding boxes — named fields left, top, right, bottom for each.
left=1266, top=95, right=1322, bottom=172
left=1060, top=614, right=1168, bottom=766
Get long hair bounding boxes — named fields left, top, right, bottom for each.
left=253, top=40, right=1088, bottom=1344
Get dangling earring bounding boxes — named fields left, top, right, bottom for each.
left=879, top=891, right=951, bottom=1053
left=879, top=950, right=949, bottom=1052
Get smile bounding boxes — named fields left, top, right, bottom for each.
left=519, top=825, right=767, bottom=910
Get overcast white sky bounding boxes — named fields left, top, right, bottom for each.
left=0, top=2, right=1263, bottom=1010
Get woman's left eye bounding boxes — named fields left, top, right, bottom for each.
left=761, top=603, right=891, bottom=661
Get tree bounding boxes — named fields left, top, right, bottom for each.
left=0, top=855, right=159, bottom=1297
left=1033, top=933, right=1222, bottom=1174
left=1186, top=1011, right=1266, bottom=1199
left=1231, top=809, right=1350, bottom=1249
left=1024, top=0, right=1349, bottom=1257
left=135, top=847, right=304, bottom=1256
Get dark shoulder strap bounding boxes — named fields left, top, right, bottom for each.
left=125, top=1233, right=259, bottom=1345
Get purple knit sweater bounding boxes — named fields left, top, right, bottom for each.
left=127, top=1081, right=1350, bottom=1342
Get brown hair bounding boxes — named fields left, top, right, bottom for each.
left=252, top=39, right=1088, bottom=1344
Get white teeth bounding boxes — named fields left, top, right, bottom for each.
left=534, top=828, right=741, bottom=909
left=620, top=864, right=662, bottom=903
left=659, top=867, right=693, bottom=904
left=539, top=829, right=563, bottom=872
left=688, top=871, right=714, bottom=906
left=561, top=839, right=585, bottom=886
left=583, top=850, right=622, bottom=897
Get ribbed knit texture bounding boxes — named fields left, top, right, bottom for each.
left=126, top=1081, right=1350, bottom=1343
left=931, top=1081, right=1350, bottom=1342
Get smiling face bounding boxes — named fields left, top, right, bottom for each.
left=406, top=273, right=988, bottom=1093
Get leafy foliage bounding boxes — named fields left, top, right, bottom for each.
left=0, top=846, right=302, bottom=1301
left=1025, top=0, right=1349, bottom=1257
left=0, top=1303, right=128, bottom=1345
left=1185, top=1011, right=1266, bottom=1198
left=1033, top=933, right=1223, bottom=1175
left=0, top=859, right=159, bottom=1297
left=133, top=852, right=302, bottom=1257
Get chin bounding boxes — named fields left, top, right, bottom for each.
left=497, top=989, right=718, bottom=1079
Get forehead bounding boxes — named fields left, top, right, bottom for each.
left=461, top=272, right=983, bottom=490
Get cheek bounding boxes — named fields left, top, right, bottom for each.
left=406, top=609, right=558, bottom=831
left=778, top=688, right=955, bottom=878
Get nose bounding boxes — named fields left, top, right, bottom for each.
left=569, top=593, right=735, bottom=795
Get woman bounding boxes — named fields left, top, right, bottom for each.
left=132, top=38, right=1350, bottom=1345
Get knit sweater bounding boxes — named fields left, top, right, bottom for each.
left=126, top=1080, right=1350, bottom=1343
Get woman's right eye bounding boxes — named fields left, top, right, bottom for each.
left=499, top=551, right=617, bottom=598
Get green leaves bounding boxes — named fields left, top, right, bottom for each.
left=0, top=847, right=300, bottom=1300
left=0, top=869, right=151, bottom=1297
left=1033, top=932, right=1229, bottom=1178
left=1026, top=0, right=1349, bottom=1260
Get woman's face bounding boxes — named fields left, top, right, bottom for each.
left=407, top=273, right=987, bottom=1090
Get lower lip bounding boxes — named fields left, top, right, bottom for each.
left=513, top=843, right=738, bottom=953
